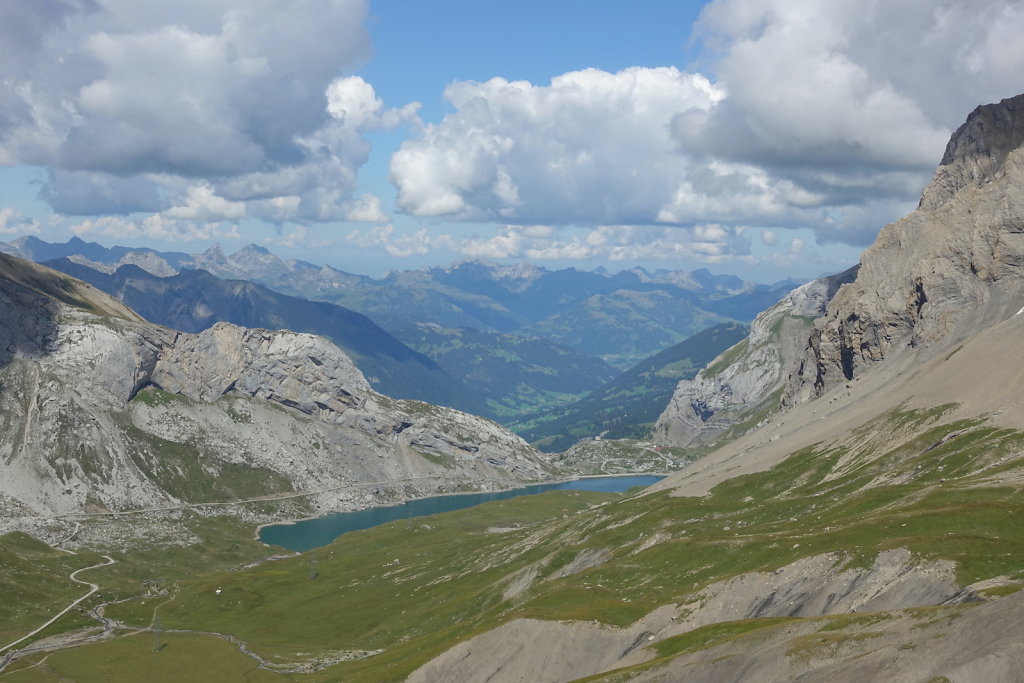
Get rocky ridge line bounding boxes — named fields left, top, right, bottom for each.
left=654, top=266, right=857, bottom=447
left=786, top=93, right=1024, bottom=403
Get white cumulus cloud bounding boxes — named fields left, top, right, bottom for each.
left=326, top=76, right=420, bottom=131
left=343, top=194, right=389, bottom=223
left=0, top=0, right=413, bottom=228
left=68, top=214, right=231, bottom=242
left=345, top=223, right=394, bottom=248
left=163, top=184, right=247, bottom=221
left=388, top=0, right=1024, bottom=252
left=390, top=67, right=725, bottom=225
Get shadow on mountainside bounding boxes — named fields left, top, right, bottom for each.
left=0, top=253, right=62, bottom=371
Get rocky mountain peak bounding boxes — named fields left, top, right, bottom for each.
left=226, top=243, right=289, bottom=278
left=199, top=243, right=227, bottom=263
left=786, top=92, right=1024, bottom=404
left=235, top=243, right=272, bottom=256
left=919, top=93, right=1024, bottom=211
left=489, top=261, right=545, bottom=282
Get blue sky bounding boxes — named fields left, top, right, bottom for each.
left=362, top=1, right=708, bottom=116
left=1, top=0, right=1023, bottom=281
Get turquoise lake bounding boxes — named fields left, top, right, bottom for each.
left=259, top=475, right=664, bottom=552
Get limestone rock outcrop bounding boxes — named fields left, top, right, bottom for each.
left=654, top=267, right=856, bottom=447
left=786, top=94, right=1024, bottom=403
left=153, top=323, right=370, bottom=416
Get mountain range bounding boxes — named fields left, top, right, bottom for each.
left=3, top=235, right=799, bottom=447
left=4, top=85, right=1022, bottom=683
left=37, top=255, right=731, bottom=430
left=2, top=236, right=797, bottom=370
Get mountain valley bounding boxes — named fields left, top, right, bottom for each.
left=0, top=253, right=555, bottom=525
left=5, top=236, right=788, bottom=446
left=518, top=321, right=750, bottom=452
left=2, top=93, right=1024, bottom=682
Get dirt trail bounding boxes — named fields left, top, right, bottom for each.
left=0, top=554, right=116, bottom=661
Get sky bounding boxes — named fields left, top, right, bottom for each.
left=1, top=0, right=1023, bottom=282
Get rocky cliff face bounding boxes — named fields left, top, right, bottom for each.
left=654, top=267, right=857, bottom=447
left=152, top=324, right=370, bottom=415
left=657, top=95, right=1024, bottom=439
left=0, top=255, right=553, bottom=517
left=785, top=95, right=1024, bottom=404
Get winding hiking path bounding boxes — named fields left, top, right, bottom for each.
left=0, top=554, right=116, bottom=656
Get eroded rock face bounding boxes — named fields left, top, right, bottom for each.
left=153, top=323, right=369, bottom=417
left=0, top=258, right=552, bottom=516
left=654, top=267, right=856, bottom=447
left=674, top=548, right=962, bottom=629
left=787, top=94, right=1024, bottom=403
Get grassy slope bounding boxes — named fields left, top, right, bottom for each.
left=0, top=513, right=272, bottom=672
left=8, top=403, right=1023, bottom=680
left=0, top=252, right=141, bottom=321
left=2, top=632, right=281, bottom=683
left=0, top=533, right=107, bottom=646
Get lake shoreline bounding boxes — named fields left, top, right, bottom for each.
left=254, top=473, right=668, bottom=551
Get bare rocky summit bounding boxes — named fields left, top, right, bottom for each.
left=919, top=93, right=1024, bottom=211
